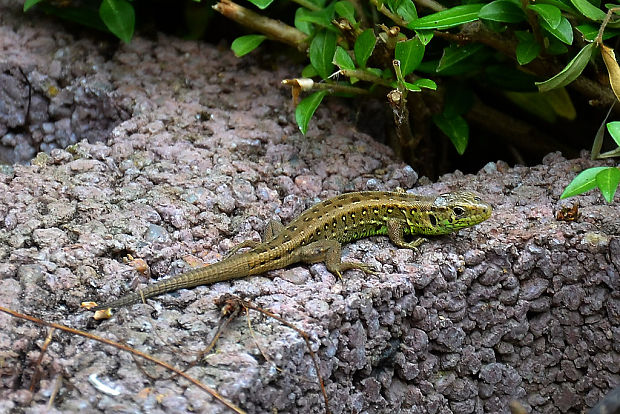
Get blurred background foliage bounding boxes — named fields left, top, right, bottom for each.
left=22, top=0, right=620, bottom=198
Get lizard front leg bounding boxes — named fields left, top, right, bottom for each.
left=296, top=239, right=376, bottom=278
left=387, top=219, right=426, bottom=249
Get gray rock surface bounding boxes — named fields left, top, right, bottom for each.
left=1, top=2, right=618, bottom=414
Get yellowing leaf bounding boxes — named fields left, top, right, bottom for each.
left=94, top=308, right=113, bottom=320
left=542, top=88, right=576, bottom=120
left=601, top=43, right=620, bottom=102
left=504, top=91, right=557, bottom=122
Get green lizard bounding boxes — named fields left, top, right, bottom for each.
left=91, top=190, right=492, bottom=310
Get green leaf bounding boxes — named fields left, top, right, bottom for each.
left=541, top=87, right=576, bottom=119
left=479, top=0, right=526, bottom=23
left=591, top=106, right=613, bottom=159
left=546, top=37, right=569, bottom=54
left=540, top=16, right=573, bottom=44
left=598, top=148, right=620, bottom=158
left=312, top=0, right=330, bottom=7
left=295, top=8, right=314, bottom=35
left=596, top=167, right=620, bottom=202
left=429, top=60, right=482, bottom=75
left=367, top=68, right=384, bottom=78
left=23, top=0, right=44, bottom=11
left=433, top=113, right=469, bottom=154
left=416, top=60, right=440, bottom=73
left=570, top=0, right=607, bottom=20
left=535, top=43, right=595, bottom=92
left=408, top=4, right=484, bottom=29
left=231, top=35, right=267, bottom=57
left=560, top=166, right=609, bottom=198
left=354, top=29, right=377, bottom=68
left=416, top=30, right=434, bottom=45
left=335, top=1, right=356, bottom=24
left=515, top=31, right=541, bottom=65
left=504, top=91, right=558, bottom=122
left=396, top=0, right=418, bottom=22
left=576, top=23, right=620, bottom=41
left=99, top=0, right=135, bottom=43
left=333, top=46, right=355, bottom=70
left=437, top=44, right=485, bottom=73
left=393, top=74, right=433, bottom=90
left=247, top=0, right=274, bottom=9
left=296, top=4, right=336, bottom=28
left=310, top=30, right=337, bottom=79
left=607, top=121, right=620, bottom=146
left=402, top=82, right=422, bottom=91
left=484, top=65, right=539, bottom=91
left=296, top=91, right=328, bottom=134
left=444, top=83, right=474, bottom=117
left=537, top=0, right=578, bottom=13
left=395, top=37, right=425, bottom=76
left=413, top=78, right=438, bottom=90
left=528, top=4, right=562, bottom=28
left=301, top=64, right=319, bottom=78
left=505, top=88, right=575, bottom=121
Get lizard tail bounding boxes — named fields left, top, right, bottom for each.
left=91, top=255, right=252, bottom=310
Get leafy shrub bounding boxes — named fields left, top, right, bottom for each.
left=217, top=0, right=620, bottom=200
left=23, top=0, right=620, bottom=200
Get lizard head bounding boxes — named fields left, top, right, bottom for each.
left=414, top=191, right=492, bottom=235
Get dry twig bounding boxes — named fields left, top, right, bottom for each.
left=0, top=305, right=245, bottom=414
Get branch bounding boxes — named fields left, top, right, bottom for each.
left=213, top=0, right=309, bottom=52
left=456, top=21, right=619, bottom=111
left=467, top=98, right=574, bottom=155
left=369, top=0, right=409, bottom=26
left=414, top=0, right=446, bottom=12
left=519, top=0, right=545, bottom=53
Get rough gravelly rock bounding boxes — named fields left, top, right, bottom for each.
left=1, top=2, right=619, bottom=414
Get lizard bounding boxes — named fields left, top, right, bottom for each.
left=90, top=190, right=492, bottom=311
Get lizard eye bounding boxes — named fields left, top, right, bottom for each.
left=453, top=207, right=465, bottom=216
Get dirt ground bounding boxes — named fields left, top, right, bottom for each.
left=0, top=1, right=618, bottom=413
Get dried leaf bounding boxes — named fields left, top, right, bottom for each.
left=601, top=43, right=620, bottom=102
left=94, top=308, right=113, bottom=320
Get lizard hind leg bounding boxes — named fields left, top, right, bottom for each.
left=223, top=220, right=285, bottom=259
left=223, top=239, right=261, bottom=259
left=296, top=239, right=376, bottom=279
left=263, top=219, right=285, bottom=241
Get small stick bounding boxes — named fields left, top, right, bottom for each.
left=217, top=295, right=331, bottom=414
left=30, top=327, right=55, bottom=392
left=0, top=305, right=245, bottom=414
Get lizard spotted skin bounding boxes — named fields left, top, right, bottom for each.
left=92, top=190, right=492, bottom=310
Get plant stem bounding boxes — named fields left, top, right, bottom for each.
left=414, top=0, right=446, bottom=12
left=369, top=0, right=409, bottom=26
left=519, top=0, right=545, bottom=53
left=339, top=69, right=393, bottom=87
left=213, top=0, right=309, bottom=51
left=596, top=7, right=620, bottom=45
left=291, top=0, right=321, bottom=11
left=304, top=81, right=372, bottom=95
